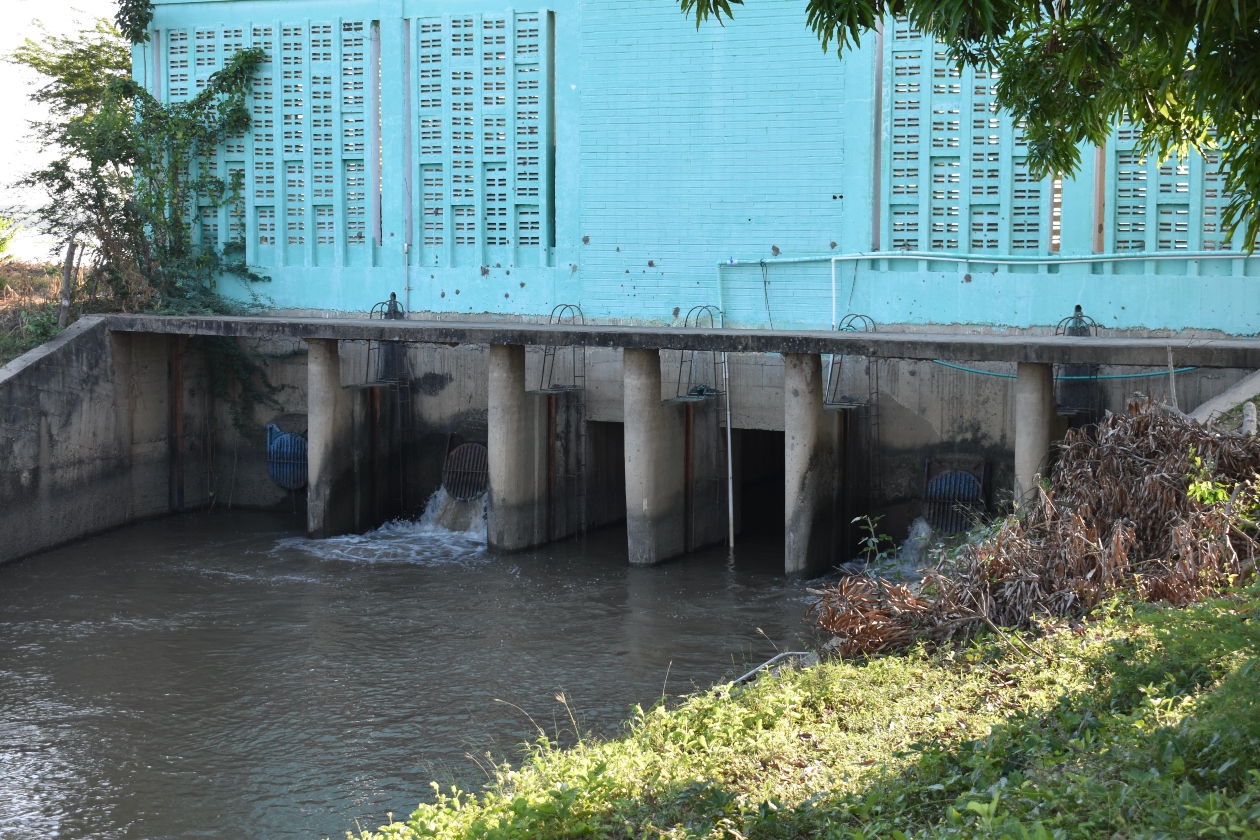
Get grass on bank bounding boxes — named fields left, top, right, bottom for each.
left=357, top=585, right=1260, bottom=840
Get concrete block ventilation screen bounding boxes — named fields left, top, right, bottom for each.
left=151, top=9, right=554, bottom=271
left=412, top=12, right=554, bottom=268
left=883, top=19, right=1049, bottom=255
left=881, top=18, right=1252, bottom=255
left=1107, top=120, right=1245, bottom=253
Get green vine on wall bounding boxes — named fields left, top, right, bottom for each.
left=100, top=47, right=270, bottom=312
left=199, top=336, right=288, bottom=438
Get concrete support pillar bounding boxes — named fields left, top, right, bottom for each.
left=623, top=348, right=686, bottom=566
left=487, top=344, right=547, bottom=549
left=167, top=335, right=185, bottom=512
left=307, top=338, right=356, bottom=538
left=1014, top=362, right=1055, bottom=504
left=784, top=353, right=839, bottom=578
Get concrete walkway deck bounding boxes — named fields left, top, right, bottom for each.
left=107, top=314, right=1260, bottom=369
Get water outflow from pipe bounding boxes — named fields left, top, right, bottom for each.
left=417, top=486, right=487, bottom=535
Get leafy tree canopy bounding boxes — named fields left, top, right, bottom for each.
left=680, top=0, right=1260, bottom=246
left=115, top=0, right=155, bottom=44
left=9, top=19, right=131, bottom=120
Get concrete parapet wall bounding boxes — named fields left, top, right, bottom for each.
left=0, top=323, right=317, bottom=565
left=0, top=319, right=170, bottom=564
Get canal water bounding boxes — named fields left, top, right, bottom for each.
left=0, top=505, right=819, bottom=840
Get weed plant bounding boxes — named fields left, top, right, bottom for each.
left=357, top=585, right=1260, bottom=839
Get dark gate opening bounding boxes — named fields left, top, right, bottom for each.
left=736, top=429, right=785, bottom=539
left=585, top=421, right=627, bottom=530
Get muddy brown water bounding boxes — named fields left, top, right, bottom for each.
left=0, top=508, right=819, bottom=839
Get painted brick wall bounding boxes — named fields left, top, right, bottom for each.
left=575, top=0, right=871, bottom=323
left=146, top=0, right=1260, bottom=333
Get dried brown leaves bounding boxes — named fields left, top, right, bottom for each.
left=810, top=398, right=1260, bottom=658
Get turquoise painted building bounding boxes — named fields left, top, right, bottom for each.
left=142, top=0, right=1260, bottom=333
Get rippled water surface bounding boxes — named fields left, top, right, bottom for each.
left=0, top=509, right=817, bottom=839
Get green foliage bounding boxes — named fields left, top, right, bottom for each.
left=115, top=0, right=155, bottom=44
left=8, top=20, right=268, bottom=314
left=0, top=303, right=61, bottom=366
left=102, top=48, right=269, bottom=312
left=853, top=513, right=895, bottom=563
left=678, top=0, right=1260, bottom=247
left=1185, top=446, right=1260, bottom=534
left=199, top=336, right=286, bottom=438
left=9, top=20, right=130, bottom=120
left=1188, top=448, right=1234, bottom=508
left=356, top=587, right=1260, bottom=839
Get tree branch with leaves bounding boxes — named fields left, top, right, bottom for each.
left=680, top=0, right=1260, bottom=246
left=9, top=20, right=267, bottom=313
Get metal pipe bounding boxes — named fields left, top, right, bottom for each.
left=827, top=259, right=838, bottom=397
left=721, top=250, right=1257, bottom=268
left=717, top=303, right=736, bottom=555
left=722, top=350, right=734, bottom=555
left=870, top=18, right=885, bottom=251
left=734, top=651, right=814, bottom=685
left=830, top=258, right=837, bottom=331
left=684, top=401, right=694, bottom=552
left=715, top=263, right=725, bottom=326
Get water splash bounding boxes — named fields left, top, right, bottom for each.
left=418, top=487, right=487, bottom=535
left=275, top=489, right=487, bottom=565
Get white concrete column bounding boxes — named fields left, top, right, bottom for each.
left=1014, top=361, right=1055, bottom=503
left=487, top=344, right=546, bottom=550
left=307, top=338, right=355, bottom=538
left=784, top=353, right=839, bottom=578
left=623, top=348, right=686, bottom=566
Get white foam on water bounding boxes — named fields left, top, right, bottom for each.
left=274, top=489, right=488, bottom=565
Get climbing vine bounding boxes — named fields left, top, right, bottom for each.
left=199, top=336, right=289, bottom=438
left=92, top=47, right=270, bottom=312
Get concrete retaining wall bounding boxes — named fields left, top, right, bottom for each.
left=0, top=318, right=170, bottom=564
left=0, top=322, right=312, bottom=565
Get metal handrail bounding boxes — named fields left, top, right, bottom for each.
left=714, top=250, right=1260, bottom=333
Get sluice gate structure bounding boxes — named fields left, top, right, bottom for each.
left=6, top=0, right=1260, bottom=571
left=5, top=311, right=1260, bottom=576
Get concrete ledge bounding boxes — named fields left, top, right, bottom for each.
left=106, top=315, right=1260, bottom=369
left=0, top=315, right=107, bottom=383
left=1189, top=368, right=1260, bottom=424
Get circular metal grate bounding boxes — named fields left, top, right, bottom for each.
left=266, top=423, right=308, bottom=490
left=442, top=442, right=489, bottom=501
left=923, top=469, right=983, bottom=535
